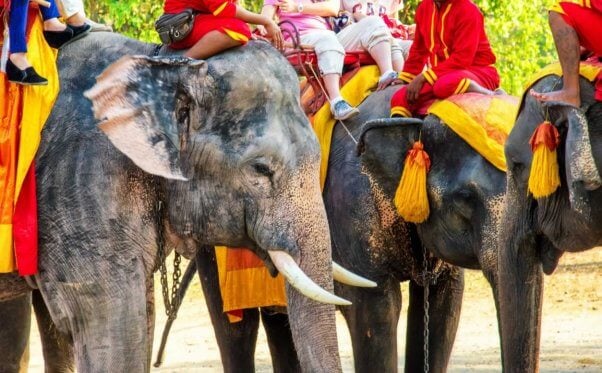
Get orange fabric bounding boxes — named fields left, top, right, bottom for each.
left=441, top=94, right=517, bottom=147
left=216, top=246, right=287, bottom=323
left=427, top=93, right=519, bottom=171
left=407, top=141, right=431, bottom=171
left=0, top=14, right=59, bottom=274
left=529, top=121, right=560, bottom=152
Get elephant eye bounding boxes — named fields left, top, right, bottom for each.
left=253, top=163, right=274, bottom=178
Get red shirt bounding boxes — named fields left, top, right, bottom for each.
left=399, top=0, right=497, bottom=85
left=164, top=0, right=237, bottom=18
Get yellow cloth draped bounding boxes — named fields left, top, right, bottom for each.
left=0, top=16, right=59, bottom=272
left=524, top=61, right=601, bottom=91
left=312, top=65, right=380, bottom=188
left=215, top=66, right=379, bottom=322
left=428, top=93, right=520, bottom=172
left=215, top=246, right=287, bottom=323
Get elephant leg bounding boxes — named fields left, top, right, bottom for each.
left=31, top=290, right=74, bottom=373
left=337, top=277, right=401, bottom=373
left=260, top=308, right=301, bottom=373
left=0, top=293, right=31, bottom=373
left=38, top=260, right=150, bottom=371
left=405, top=266, right=464, bottom=373
left=195, top=246, right=259, bottom=373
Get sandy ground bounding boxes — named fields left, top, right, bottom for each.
left=28, top=247, right=601, bottom=372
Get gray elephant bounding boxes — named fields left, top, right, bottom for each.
left=0, top=32, right=364, bottom=372
left=354, top=98, right=507, bottom=372
left=498, top=75, right=602, bottom=371
left=179, top=87, right=500, bottom=372
left=155, top=88, right=470, bottom=372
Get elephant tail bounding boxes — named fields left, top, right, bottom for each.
left=153, top=258, right=197, bottom=367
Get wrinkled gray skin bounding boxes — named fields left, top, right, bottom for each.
left=165, top=88, right=467, bottom=372
left=0, top=33, right=342, bottom=372
left=355, top=89, right=509, bottom=371
left=499, top=76, right=602, bottom=372
left=328, top=90, right=467, bottom=372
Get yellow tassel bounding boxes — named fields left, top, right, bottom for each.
left=528, top=121, right=561, bottom=198
left=394, top=141, right=430, bottom=223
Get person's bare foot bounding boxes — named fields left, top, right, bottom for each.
left=529, top=88, right=580, bottom=107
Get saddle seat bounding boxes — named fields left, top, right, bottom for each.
left=283, top=44, right=376, bottom=116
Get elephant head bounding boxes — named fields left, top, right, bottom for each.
left=84, top=42, right=349, bottom=371
left=359, top=116, right=506, bottom=274
left=499, top=75, right=602, bottom=372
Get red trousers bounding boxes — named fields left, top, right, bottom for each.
left=390, top=65, right=500, bottom=117
left=170, top=14, right=251, bottom=49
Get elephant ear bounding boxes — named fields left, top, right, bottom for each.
left=358, top=118, right=423, bottom=197
left=85, top=55, right=209, bottom=180
left=559, top=104, right=602, bottom=218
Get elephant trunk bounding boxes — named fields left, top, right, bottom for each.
left=498, top=175, right=543, bottom=372
left=565, top=106, right=601, bottom=217
left=255, top=163, right=342, bottom=372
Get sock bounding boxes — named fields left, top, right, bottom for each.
left=330, top=96, right=343, bottom=106
left=379, top=70, right=396, bottom=81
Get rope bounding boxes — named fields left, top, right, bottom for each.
left=306, top=62, right=359, bottom=145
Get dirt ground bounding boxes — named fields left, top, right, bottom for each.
left=28, top=247, right=601, bottom=372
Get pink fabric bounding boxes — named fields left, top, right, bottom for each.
left=264, top=0, right=330, bottom=37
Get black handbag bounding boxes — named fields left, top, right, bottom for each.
left=155, top=9, right=196, bottom=45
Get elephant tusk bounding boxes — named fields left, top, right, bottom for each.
left=332, top=262, right=377, bottom=288
left=268, top=250, right=352, bottom=306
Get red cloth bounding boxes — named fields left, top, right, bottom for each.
left=164, top=0, right=251, bottom=49
left=391, top=0, right=499, bottom=116
left=13, top=163, right=38, bottom=276
left=556, top=1, right=602, bottom=56
left=554, top=1, right=602, bottom=101
left=164, top=0, right=236, bottom=18
left=169, top=13, right=251, bottom=49
left=391, top=65, right=499, bottom=116
left=398, top=0, right=497, bottom=85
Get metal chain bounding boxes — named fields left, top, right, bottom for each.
left=155, top=200, right=183, bottom=321
left=422, top=244, right=431, bottom=373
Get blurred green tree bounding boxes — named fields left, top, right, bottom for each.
left=86, top=0, right=557, bottom=95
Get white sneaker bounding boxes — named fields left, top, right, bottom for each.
left=86, top=19, right=113, bottom=32
left=377, top=70, right=398, bottom=90
left=331, top=100, right=359, bottom=120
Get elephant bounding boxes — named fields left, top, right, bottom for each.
left=163, top=87, right=496, bottom=372
left=498, top=75, right=602, bottom=371
left=352, top=93, right=509, bottom=372
left=0, top=32, right=371, bottom=372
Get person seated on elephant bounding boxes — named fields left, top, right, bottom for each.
left=163, top=0, right=284, bottom=60
left=529, top=0, right=602, bottom=107
left=390, top=0, right=501, bottom=118
left=6, top=0, right=83, bottom=85
left=339, top=0, right=413, bottom=89
left=257, top=0, right=360, bottom=120
left=57, top=0, right=111, bottom=32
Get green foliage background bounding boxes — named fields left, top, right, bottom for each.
left=86, top=0, right=557, bottom=95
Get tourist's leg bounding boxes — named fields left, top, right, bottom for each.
left=530, top=11, right=581, bottom=106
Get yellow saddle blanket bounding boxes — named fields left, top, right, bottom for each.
left=428, top=93, right=520, bottom=172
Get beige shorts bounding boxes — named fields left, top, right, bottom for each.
left=57, top=0, right=85, bottom=18
left=299, top=29, right=346, bottom=76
